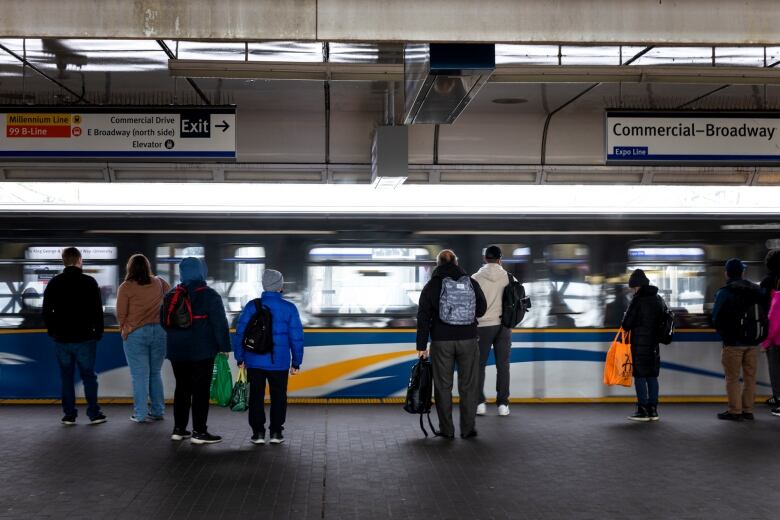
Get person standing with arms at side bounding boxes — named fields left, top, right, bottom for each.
left=116, top=254, right=170, bottom=423
left=621, top=269, right=666, bottom=422
left=43, top=247, right=107, bottom=425
left=471, top=245, right=512, bottom=417
left=712, top=258, right=765, bottom=422
left=417, top=249, right=487, bottom=439
left=163, top=257, right=231, bottom=444
left=233, top=270, right=304, bottom=445
left=759, top=249, right=780, bottom=416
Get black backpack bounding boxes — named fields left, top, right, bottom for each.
left=242, top=299, right=274, bottom=355
left=501, top=273, right=531, bottom=329
left=729, top=286, right=769, bottom=344
left=162, top=284, right=193, bottom=329
left=403, top=359, right=439, bottom=437
left=657, top=296, right=675, bottom=345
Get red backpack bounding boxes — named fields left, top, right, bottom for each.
left=162, top=284, right=207, bottom=329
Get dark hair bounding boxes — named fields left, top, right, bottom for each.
left=766, top=249, right=780, bottom=275
left=61, top=247, right=82, bottom=266
left=125, top=254, right=153, bottom=285
left=437, top=249, right=457, bottom=266
left=484, top=245, right=502, bottom=263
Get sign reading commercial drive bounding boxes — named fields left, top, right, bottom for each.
left=606, top=111, right=780, bottom=164
left=0, top=106, right=235, bottom=159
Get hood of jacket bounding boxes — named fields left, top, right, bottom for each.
left=727, top=278, right=760, bottom=293
left=432, top=263, right=467, bottom=280
left=179, top=257, right=206, bottom=283
left=636, top=285, right=659, bottom=297
left=474, top=262, right=506, bottom=283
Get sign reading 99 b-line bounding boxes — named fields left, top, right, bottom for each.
left=606, top=111, right=780, bottom=164
left=0, top=106, right=235, bottom=160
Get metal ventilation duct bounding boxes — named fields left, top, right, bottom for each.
left=371, top=126, right=408, bottom=188
left=404, top=43, right=495, bottom=125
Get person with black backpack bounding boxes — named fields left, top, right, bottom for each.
left=472, top=245, right=513, bottom=417
left=162, top=257, right=231, bottom=444
left=233, top=269, right=304, bottom=445
left=712, top=258, right=768, bottom=422
left=417, top=249, right=487, bottom=439
left=621, top=269, right=670, bottom=422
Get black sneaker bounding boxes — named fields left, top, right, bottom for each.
left=628, top=406, right=650, bottom=422
left=146, top=414, right=165, bottom=421
left=269, top=432, right=285, bottom=444
left=171, top=428, right=192, bottom=441
left=89, top=413, right=107, bottom=425
left=766, top=396, right=778, bottom=406
left=647, top=406, right=659, bottom=421
left=250, top=431, right=265, bottom=445
left=61, top=415, right=76, bottom=425
left=191, top=431, right=222, bottom=445
left=771, top=407, right=780, bottom=417
left=742, top=412, right=755, bottom=421
left=717, top=411, right=744, bottom=421
left=460, top=430, right=478, bottom=439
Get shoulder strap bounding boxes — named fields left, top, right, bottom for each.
left=253, top=298, right=262, bottom=312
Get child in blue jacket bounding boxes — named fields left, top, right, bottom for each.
left=233, top=269, right=304, bottom=444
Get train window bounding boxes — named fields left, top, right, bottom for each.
left=306, top=246, right=434, bottom=323
left=627, top=246, right=706, bottom=313
left=767, top=239, right=780, bottom=250
left=0, top=245, right=118, bottom=328
left=223, top=246, right=266, bottom=312
left=155, top=244, right=205, bottom=285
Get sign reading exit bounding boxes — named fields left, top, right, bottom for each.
left=0, top=106, right=236, bottom=160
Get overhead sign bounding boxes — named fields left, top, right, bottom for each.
left=0, top=106, right=235, bottom=159
left=606, top=111, right=780, bottom=164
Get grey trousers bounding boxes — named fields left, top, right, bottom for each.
left=430, top=338, right=480, bottom=437
left=478, top=325, right=513, bottom=406
left=767, top=348, right=780, bottom=398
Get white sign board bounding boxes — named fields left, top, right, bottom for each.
left=0, top=107, right=235, bottom=159
left=606, top=111, right=780, bottom=164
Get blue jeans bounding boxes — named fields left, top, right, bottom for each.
left=123, top=324, right=166, bottom=419
left=634, top=376, right=659, bottom=407
left=55, top=341, right=100, bottom=419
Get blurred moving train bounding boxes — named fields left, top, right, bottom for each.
left=0, top=210, right=776, bottom=400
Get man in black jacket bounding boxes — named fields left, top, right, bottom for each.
left=622, top=269, right=666, bottom=422
left=417, top=249, right=487, bottom=438
left=712, top=258, right=765, bottom=421
left=42, top=247, right=106, bottom=425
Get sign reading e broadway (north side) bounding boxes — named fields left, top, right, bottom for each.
left=0, top=106, right=236, bottom=159
left=606, top=111, right=780, bottom=164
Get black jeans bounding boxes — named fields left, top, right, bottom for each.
left=766, top=348, right=780, bottom=398
left=247, top=368, right=289, bottom=435
left=170, top=358, right=214, bottom=433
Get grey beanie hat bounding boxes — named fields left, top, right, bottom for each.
left=262, top=269, right=284, bottom=292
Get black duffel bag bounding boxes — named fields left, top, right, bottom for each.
left=403, top=358, right=439, bottom=437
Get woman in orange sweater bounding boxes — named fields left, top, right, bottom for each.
left=116, top=254, right=170, bottom=423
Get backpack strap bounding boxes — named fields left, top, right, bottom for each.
left=427, top=412, right=441, bottom=437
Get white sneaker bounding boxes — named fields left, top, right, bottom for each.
left=498, top=405, right=510, bottom=416
left=476, top=403, right=487, bottom=416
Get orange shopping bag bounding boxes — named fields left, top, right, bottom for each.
left=603, top=328, right=633, bottom=387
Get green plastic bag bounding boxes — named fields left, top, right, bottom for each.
left=229, top=367, right=249, bottom=412
left=210, top=354, right=233, bottom=407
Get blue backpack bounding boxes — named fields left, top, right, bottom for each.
left=439, top=276, right=476, bottom=325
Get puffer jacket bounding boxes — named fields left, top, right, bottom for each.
left=711, top=278, right=766, bottom=346
left=162, top=280, right=231, bottom=362
left=232, top=291, right=304, bottom=370
left=621, top=285, right=665, bottom=378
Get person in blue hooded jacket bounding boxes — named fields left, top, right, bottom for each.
left=162, top=257, right=231, bottom=445
left=233, top=269, right=304, bottom=445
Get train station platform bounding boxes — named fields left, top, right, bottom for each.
left=1, top=403, right=779, bottom=519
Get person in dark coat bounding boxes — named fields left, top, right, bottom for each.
left=760, top=249, right=780, bottom=415
left=621, top=269, right=665, bottom=422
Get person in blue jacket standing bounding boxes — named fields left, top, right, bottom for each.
left=234, top=269, right=304, bottom=445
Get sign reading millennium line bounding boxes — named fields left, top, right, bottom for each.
left=606, top=111, right=780, bottom=164
left=0, top=106, right=235, bottom=159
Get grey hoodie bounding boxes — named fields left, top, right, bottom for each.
left=472, top=263, right=510, bottom=327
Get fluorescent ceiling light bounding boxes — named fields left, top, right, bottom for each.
left=416, top=231, right=661, bottom=235
left=721, top=223, right=780, bottom=230
left=84, top=230, right=336, bottom=235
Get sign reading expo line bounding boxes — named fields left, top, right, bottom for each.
left=606, top=111, right=780, bottom=164
left=0, top=106, right=236, bottom=159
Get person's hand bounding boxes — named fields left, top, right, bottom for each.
left=418, top=349, right=429, bottom=359
left=290, top=367, right=300, bottom=375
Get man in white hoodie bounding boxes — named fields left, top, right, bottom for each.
left=472, top=245, right=512, bottom=416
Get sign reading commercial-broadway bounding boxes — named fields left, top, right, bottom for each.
left=606, top=111, right=780, bottom=164
left=0, top=106, right=235, bottom=159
